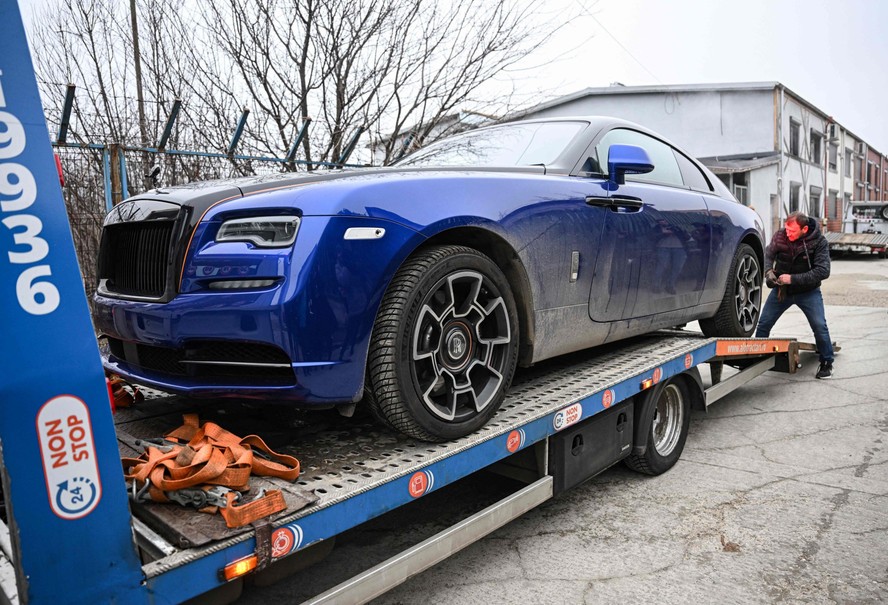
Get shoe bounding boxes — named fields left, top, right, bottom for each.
left=816, top=362, right=833, bottom=379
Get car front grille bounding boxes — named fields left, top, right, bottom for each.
left=98, top=221, right=175, bottom=298
left=105, top=338, right=296, bottom=385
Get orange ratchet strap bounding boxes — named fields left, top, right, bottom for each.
left=122, top=414, right=300, bottom=528
left=107, top=374, right=144, bottom=409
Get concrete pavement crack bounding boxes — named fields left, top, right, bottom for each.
left=854, top=412, right=888, bottom=478
left=852, top=526, right=888, bottom=537
left=772, top=489, right=851, bottom=603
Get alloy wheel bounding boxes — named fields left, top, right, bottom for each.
left=734, top=254, right=761, bottom=333
left=410, top=270, right=512, bottom=422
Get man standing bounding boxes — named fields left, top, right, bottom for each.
left=755, top=211, right=834, bottom=378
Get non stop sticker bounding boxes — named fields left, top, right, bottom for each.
left=36, top=395, right=102, bottom=519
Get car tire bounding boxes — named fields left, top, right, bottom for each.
left=625, top=379, right=691, bottom=475
left=699, top=243, right=761, bottom=337
left=881, top=205, right=888, bottom=221
left=367, top=245, right=519, bottom=441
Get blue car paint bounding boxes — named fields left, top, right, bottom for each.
left=94, top=119, right=764, bottom=407
left=96, top=214, right=426, bottom=403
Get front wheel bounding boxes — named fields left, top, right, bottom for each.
left=700, top=243, right=761, bottom=337
left=367, top=246, right=519, bottom=441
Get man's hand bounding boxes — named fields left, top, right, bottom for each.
left=765, top=269, right=778, bottom=288
left=777, top=274, right=792, bottom=285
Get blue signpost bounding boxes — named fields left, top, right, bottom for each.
left=0, top=4, right=148, bottom=603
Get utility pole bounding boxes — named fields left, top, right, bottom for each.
left=129, top=0, right=149, bottom=191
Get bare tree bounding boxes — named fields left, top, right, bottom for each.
left=31, top=0, right=576, bottom=167
left=186, top=0, right=567, bottom=166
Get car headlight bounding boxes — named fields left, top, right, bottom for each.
left=216, top=216, right=300, bottom=247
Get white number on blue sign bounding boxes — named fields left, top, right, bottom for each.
left=0, top=74, right=60, bottom=315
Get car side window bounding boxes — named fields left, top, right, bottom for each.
left=673, top=150, right=712, bottom=191
left=595, top=129, right=683, bottom=187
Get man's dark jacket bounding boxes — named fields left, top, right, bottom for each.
left=765, top=217, right=830, bottom=295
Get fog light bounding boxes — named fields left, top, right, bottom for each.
left=208, top=279, right=275, bottom=290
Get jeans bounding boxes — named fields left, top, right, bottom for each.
left=755, top=287, right=834, bottom=363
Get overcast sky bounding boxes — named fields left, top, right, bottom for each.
left=508, top=0, right=888, bottom=151
left=15, top=0, right=888, bottom=152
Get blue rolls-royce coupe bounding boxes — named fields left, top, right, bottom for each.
left=94, top=117, right=764, bottom=440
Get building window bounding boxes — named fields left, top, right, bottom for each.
left=828, top=190, right=839, bottom=220
left=809, top=186, right=822, bottom=218
left=844, top=148, right=852, bottom=177
left=790, top=182, right=801, bottom=212
left=789, top=120, right=800, bottom=156
left=828, top=144, right=838, bottom=172
left=810, top=130, right=822, bottom=164
left=732, top=171, right=749, bottom=205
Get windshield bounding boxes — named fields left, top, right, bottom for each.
left=394, top=121, right=587, bottom=167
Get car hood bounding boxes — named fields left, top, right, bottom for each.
left=123, top=166, right=548, bottom=221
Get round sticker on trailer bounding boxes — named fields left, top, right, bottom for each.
left=653, top=367, right=663, bottom=384
left=602, top=389, right=615, bottom=409
left=685, top=353, right=693, bottom=369
left=506, top=429, right=526, bottom=453
left=36, top=395, right=102, bottom=520
left=408, top=470, right=434, bottom=498
left=271, top=526, right=303, bottom=558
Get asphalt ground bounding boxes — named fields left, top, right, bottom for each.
left=235, top=255, right=888, bottom=605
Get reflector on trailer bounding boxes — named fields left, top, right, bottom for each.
left=222, top=555, right=258, bottom=581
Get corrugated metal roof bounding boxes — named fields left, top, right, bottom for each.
left=511, top=81, right=782, bottom=120
left=698, top=152, right=781, bottom=173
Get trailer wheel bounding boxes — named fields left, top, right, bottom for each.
left=368, top=245, right=519, bottom=441
left=699, top=243, right=761, bottom=337
left=626, top=378, right=691, bottom=475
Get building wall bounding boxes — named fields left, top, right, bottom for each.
left=748, top=164, right=780, bottom=240
left=523, top=89, right=776, bottom=158
left=826, top=126, right=860, bottom=229
left=778, top=90, right=828, bottom=224
left=864, top=147, right=885, bottom=202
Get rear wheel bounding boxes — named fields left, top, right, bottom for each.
left=880, top=205, right=888, bottom=221
left=626, top=379, right=691, bottom=475
left=700, top=243, right=761, bottom=337
left=367, top=246, right=519, bottom=441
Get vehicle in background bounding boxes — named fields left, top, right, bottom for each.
left=827, top=201, right=888, bottom=257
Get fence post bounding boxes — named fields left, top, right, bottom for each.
left=106, top=143, right=127, bottom=206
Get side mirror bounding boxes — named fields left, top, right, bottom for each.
left=607, top=144, right=654, bottom=185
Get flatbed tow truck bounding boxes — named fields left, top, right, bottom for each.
left=826, top=201, right=888, bottom=257
left=0, top=9, right=803, bottom=604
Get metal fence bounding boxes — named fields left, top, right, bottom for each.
left=49, top=85, right=367, bottom=311
left=56, top=144, right=308, bottom=310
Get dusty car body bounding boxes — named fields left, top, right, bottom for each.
left=94, top=116, right=764, bottom=440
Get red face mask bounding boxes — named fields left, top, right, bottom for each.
left=785, top=221, right=808, bottom=242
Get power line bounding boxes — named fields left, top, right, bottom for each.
left=573, top=0, right=663, bottom=84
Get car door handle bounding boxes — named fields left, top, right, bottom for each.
left=609, top=195, right=644, bottom=213
left=585, top=195, right=613, bottom=207
left=585, top=195, right=644, bottom=212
